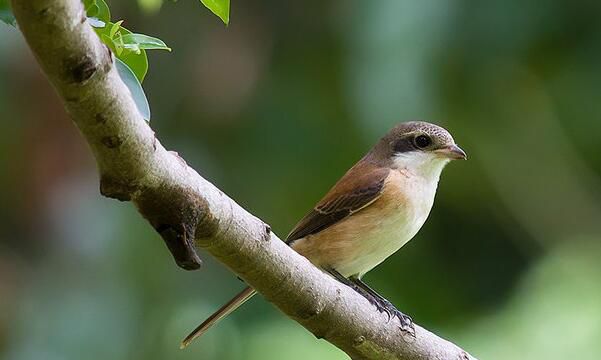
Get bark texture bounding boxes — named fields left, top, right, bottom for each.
left=10, top=1, right=478, bottom=359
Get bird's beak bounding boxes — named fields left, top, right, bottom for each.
left=436, top=144, right=467, bottom=160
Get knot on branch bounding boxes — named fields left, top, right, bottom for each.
left=100, top=175, right=137, bottom=201
left=135, top=182, right=215, bottom=270
left=64, top=54, right=98, bottom=84
left=101, top=135, right=123, bottom=149
left=62, top=42, right=112, bottom=86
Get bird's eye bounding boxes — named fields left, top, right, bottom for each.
left=414, top=135, right=432, bottom=149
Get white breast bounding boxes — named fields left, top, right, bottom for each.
left=336, top=153, right=449, bottom=278
left=335, top=172, right=438, bottom=278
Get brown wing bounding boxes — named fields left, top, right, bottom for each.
left=286, top=162, right=390, bottom=243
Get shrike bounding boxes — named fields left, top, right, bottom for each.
left=181, top=121, right=467, bottom=348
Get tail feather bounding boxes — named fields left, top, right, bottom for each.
left=180, top=286, right=257, bottom=349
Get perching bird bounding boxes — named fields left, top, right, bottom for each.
left=181, top=121, right=467, bottom=348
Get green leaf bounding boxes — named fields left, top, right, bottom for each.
left=121, top=34, right=171, bottom=51
left=0, top=0, right=16, bottom=27
left=84, top=2, right=99, bottom=17
left=81, top=1, right=166, bottom=85
left=110, top=20, right=123, bottom=38
left=199, top=0, right=229, bottom=25
left=123, top=42, right=141, bottom=55
left=82, top=0, right=95, bottom=9
left=95, top=0, right=110, bottom=22
left=114, top=41, right=124, bottom=56
left=100, top=33, right=117, bottom=52
left=94, top=21, right=149, bottom=82
left=115, top=58, right=150, bottom=121
left=117, top=47, right=148, bottom=82
left=83, top=0, right=110, bottom=23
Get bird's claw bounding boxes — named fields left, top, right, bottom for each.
left=346, top=278, right=416, bottom=337
left=373, top=297, right=415, bottom=336
left=397, top=311, right=415, bottom=336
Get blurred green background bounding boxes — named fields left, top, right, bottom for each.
left=2, top=1, right=601, bottom=359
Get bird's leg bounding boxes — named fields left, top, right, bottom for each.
left=326, top=269, right=369, bottom=295
left=350, top=277, right=414, bottom=335
left=326, top=268, right=380, bottom=304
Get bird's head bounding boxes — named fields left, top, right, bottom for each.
left=370, top=121, right=467, bottom=181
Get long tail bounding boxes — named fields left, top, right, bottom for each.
left=180, top=286, right=257, bottom=349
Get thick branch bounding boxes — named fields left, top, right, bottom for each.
left=11, top=1, right=477, bottom=359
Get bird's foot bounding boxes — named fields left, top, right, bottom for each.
left=337, top=273, right=416, bottom=337
left=393, top=308, right=415, bottom=336
left=370, top=296, right=415, bottom=336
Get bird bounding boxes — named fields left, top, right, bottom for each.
left=180, top=121, right=467, bottom=348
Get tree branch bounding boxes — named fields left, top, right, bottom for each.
left=10, top=1, right=478, bottom=359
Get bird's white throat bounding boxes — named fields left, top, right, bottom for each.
left=392, top=151, right=450, bottom=183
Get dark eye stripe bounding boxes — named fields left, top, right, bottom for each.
left=393, top=137, right=415, bottom=153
